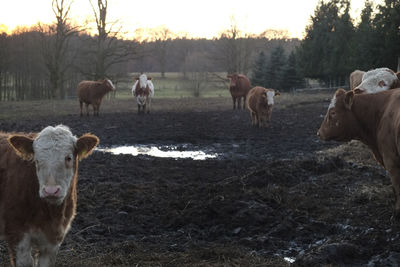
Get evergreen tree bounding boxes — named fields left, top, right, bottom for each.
left=353, top=1, right=377, bottom=71
left=373, top=0, right=400, bottom=70
left=280, top=51, right=304, bottom=91
left=296, top=0, right=354, bottom=85
left=251, top=51, right=267, bottom=87
left=265, top=46, right=286, bottom=89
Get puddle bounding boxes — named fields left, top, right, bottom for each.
left=283, top=257, right=296, bottom=263
left=97, top=145, right=218, bottom=160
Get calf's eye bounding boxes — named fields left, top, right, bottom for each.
left=65, top=156, right=72, bottom=162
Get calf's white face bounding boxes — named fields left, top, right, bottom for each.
left=33, top=126, right=77, bottom=204
left=139, top=74, right=148, bottom=89
left=355, top=68, right=397, bottom=94
left=8, top=125, right=99, bottom=205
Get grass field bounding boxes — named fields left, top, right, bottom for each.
left=0, top=88, right=336, bottom=121
left=113, top=72, right=231, bottom=99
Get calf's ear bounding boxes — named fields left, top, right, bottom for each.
left=8, top=135, right=34, bottom=160
left=335, top=88, right=346, bottom=97
left=344, top=91, right=354, bottom=110
left=147, top=77, right=152, bottom=80
left=76, top=134, right=99, bottom=160
left=275, top=90, right=280, bottom=96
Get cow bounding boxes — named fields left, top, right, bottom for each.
left=77, top=79, right=116, bottom=116
left=349, top=70, right=365, bottom=90
left=227, top=74, right=251, bottom=110
left=354, top=67, right=400, bottom=94
left=0, top=125, right=99, bottom=266
left=132, top=73, right=154, bottom=114
left=317, top=88, right=400, bottom=220
left=246, top=86, right=280, bottom=128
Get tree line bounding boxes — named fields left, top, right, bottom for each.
left=296, top=0, right=400, bottom=87
left=0, top=0, right=399, bottom=101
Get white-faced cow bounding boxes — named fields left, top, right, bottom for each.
left=349, top=70, right=365, bottom=90
left=227, top=74, right=251, bottom=110
left=132, top=74, right=155, bottom=114
left=317, top=88, right=400, bottom=220
left=354, top=67, right=400, bottom=94
left=0, top=125, right=98, bottom=266
left=246, top=86, right=280, bottom=128
left=77, top=79, right=116, bottom=116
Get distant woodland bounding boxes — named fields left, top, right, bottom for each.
left=0, top=0, right=399, bottom=100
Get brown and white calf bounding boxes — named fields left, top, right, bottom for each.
left=317, top=88, right=400, bottom=220
left=354, top=67, right=400, bottom=94
left=227, top=74, right=251, bottom=110
left=77, top=79, right=116, bottom=116
left=246, top=86, right=280, bottom=128
left=0, top=125, right=98, bottom=266
left=132, top=74, right=154, bottom=114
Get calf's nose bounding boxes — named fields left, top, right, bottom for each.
left=43, top=186, right=61, bottom=197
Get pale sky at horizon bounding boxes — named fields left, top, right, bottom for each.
left=0, top=0, right=383, bottom=39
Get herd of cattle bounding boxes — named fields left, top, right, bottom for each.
left=76, top=73, right=280, bottom=128
left=1, top=67, right=400, bottom=266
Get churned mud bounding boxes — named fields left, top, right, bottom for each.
left=0, top=94, right=398, bottom=266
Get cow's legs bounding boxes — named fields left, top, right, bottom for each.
left=11, top=235, right=34, bottom=267
left=266, top=110, right=272, bottom=128
left=232, top=96, right=236, bottom=109
left=255, top=112, right=261, bottom=127
left=237, top=98, right=242, bottom=110
left=79, top=101, right=83, bottom=116
left=38, top=242, right=60, bottom=267
left=85, top=103, right=90, bottom=116
left=242, top=96, right=246, bottom=109
left=147, top=99, right=151, bottom=114
left=95, top=103, right=101, bottom=116
left=384, top=158, right=400, bottom=220
left=250, top=111, right=256, bottom=126
left=137, top=104, right=141, bottom=114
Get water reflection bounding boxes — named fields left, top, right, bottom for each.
left=97, top=145, right=218, bottom=160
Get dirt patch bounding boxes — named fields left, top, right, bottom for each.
left=0, top=95, right=398, bottom=266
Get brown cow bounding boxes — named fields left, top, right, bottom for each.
left=246, top=86, right=280, bottom=128
left=78, top=79, right=116, bottom=116
left=227, top=74, right=251, bottom=109
left=349, top=70, right=365, bottom=90
left=132, top=73, right=155, bottom=114
left=0, top=125, right=98, bottom=266
left=317, top=88, right=400, bottom=220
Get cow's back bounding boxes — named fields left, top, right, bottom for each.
left=231, top=75, right=251, bottom=97
left=78, top=81, right=98, bottom=103
left=247, top=86, right=265, bottom=112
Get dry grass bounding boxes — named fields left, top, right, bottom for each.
left=0, top=90, right=335, bottom=121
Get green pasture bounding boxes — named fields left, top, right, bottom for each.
left=114, top=72, right=231, bottom=99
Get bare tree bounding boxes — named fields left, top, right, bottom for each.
left=87, top=0, right=139, bottom=80
left=212, top=16, right=255, bottom=75
left=38, top=0, right=79, bottom=99
left=149, top=26, right=174, bottom=78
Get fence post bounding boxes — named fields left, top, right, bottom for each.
left=397, top=56, right=400, bottom=72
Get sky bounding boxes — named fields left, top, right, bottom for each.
left=0, top=0, right=382, bottom=39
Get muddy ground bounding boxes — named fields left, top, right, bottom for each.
left=0, top=93, right=399, bottom=266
